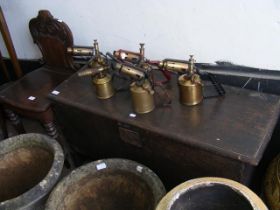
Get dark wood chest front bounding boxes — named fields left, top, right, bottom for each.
left=49, top=71, right=280, bottom=189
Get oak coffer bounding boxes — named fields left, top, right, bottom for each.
left=49, top=71, right=280, bottom=189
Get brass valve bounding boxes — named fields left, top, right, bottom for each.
left=89, top=40, right=107, bottom=67
left=93, top=39, right=100, bottom=57
left=188, top=55, right=196, bottom=74
left=142, top=79, right=155, bottom=95
left=191, top=73, right=202, bottom=85
left=139, top=43, right=145, bottom=63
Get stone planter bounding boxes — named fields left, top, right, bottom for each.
left=46, top=158, right=166, bottom=210
left=264, top=153, right=280, bottom=210
left=156, top=177, right=267, bottom=210
left=0, top=133, right=64, bottom=210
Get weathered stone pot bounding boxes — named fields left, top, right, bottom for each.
left=264, top=153, right=280, bottom=210
left=0, top=133, right=64, bottom=210
left=156, top=177, right=268, bottom=210
left=46, top=158, right=166, bottom=210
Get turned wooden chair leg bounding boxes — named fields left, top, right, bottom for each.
left=4, top=109, right=25, bottom=134
left=0, top=106, right=8, bottom=139
left=42, top=120, right=75, bottom=169
left=42, top=121, right=59, bottom=139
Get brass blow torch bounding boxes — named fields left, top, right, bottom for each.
left=160, top=55, right=203, bottom=106
left=77, top=40, right=114, bottom=99
left=113, top=62, right=155, bottom=114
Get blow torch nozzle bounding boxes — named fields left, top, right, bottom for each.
left=67, top=46, right=93, bottom=56
left=113, top=62, right=145, bottom=80
left=78, top=66, right=106, bottom=77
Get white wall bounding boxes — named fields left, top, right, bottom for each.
left=1, top=0, right=280, bottom=70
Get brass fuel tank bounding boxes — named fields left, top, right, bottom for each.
left=78, top=65, right=115, bottom=99
left=178, top=74, right=203, bottom=106
left=92, top=74, right=114, bottom=99
left=130, top=79, right=155, bottom=114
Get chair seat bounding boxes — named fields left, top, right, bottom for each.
left=0, top=67, right=71, bottom=113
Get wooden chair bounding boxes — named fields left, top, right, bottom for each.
left=0, top=10, right=77, bottom=139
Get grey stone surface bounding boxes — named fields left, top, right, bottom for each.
left=0, top=133, right=64, bottom=210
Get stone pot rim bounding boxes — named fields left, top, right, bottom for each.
left=0, top=133, right=64, bottom=210
left=156, top=177, right=268, bottom=210
left=46, top=158, right=166, bottom=209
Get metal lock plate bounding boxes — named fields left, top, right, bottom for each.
left=118, top=122, right=143, bottom=147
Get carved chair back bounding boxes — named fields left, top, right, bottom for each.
left=29, top=10, right=76, bottom=72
